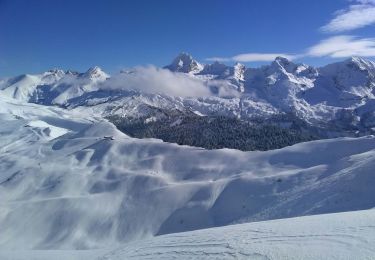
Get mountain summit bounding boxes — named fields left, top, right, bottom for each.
left=164, top=52, right=203, bottom=73
left=81, top=66, right=110, bottom=80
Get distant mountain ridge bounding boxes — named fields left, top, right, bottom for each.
left=1, top=53, right=375, bottom=136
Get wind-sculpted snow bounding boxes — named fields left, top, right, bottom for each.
left=100, top=209, right=375, bottom=260
left=2, top=210, right=374, bottom=260
left=0, top=96, right=375, bottom=251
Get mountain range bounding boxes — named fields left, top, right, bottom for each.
left=1, top=53, right=375, bottom=138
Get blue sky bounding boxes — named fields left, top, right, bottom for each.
left=0, top=0, right=375, bottom=76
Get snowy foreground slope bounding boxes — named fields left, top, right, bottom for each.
left=99, top=209, right=375, bottom=260
left=0, top=95, right=375, bottom=254
left=1, top=210, right=374, bottom=259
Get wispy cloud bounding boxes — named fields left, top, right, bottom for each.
left=307, top=35, right=375, bottom=58
left=321, top=0, right=375, bottom=32
left=209, top=1, right=375, bottom=63
left=213, top=35, right=375, bottom=63
left=207, top=53, right=297, bottom=63
left=99, top=65, right=211, bottom=97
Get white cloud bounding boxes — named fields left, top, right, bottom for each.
left=206, top=80, right=241, bottom=97
left=351, top=0, right=375, bottom=5
left=321, top=0, right=375, bottom=32
left=99, top=65, right=211, bottom=97
left=207, top=53, right=296, bottom=63
left=307, top=35, right=375, bottom=58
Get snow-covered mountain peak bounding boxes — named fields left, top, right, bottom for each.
left=41, top=69, right=66, bottom=83
left=322, top=57, right=375, bottom=74
left=200, top=61, right=229, bottom=76
left=274, top=56, right=290, bottom=64
left=266, top=57, right=319, bottom=80
left=164, top=52, right=203, bottom=74
left=347, top=56, right=372, bottom=66
left=82, top=66, right=109, bottom=80
left=270, top=56, right=296, bottom=73
left=320, top=56, right=375, bottom=78
left=233, top=62, right=245, bottom=81
left=173, top=52, right=195, bottom=63
left=45, top=68, right=65, bottom=76
left=344, top=57, right=375, bottom=73
left=234, top=62, right=245, bottom=68
left=66, top=69, right=80, bottom=76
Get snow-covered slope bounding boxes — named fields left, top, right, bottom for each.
left=1, top=209, right=374, bottom=259
left=100, top=209, right=375, bottom=260
left=0, top=67, right=109, bottom=106
left=0, top=70, right=66, bottom=102
left=304, top=57, right=375, bottom=108
left=0, top=95, right=374, bottom=250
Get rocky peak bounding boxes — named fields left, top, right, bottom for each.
left=164, top=52, right=203, bottom=73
